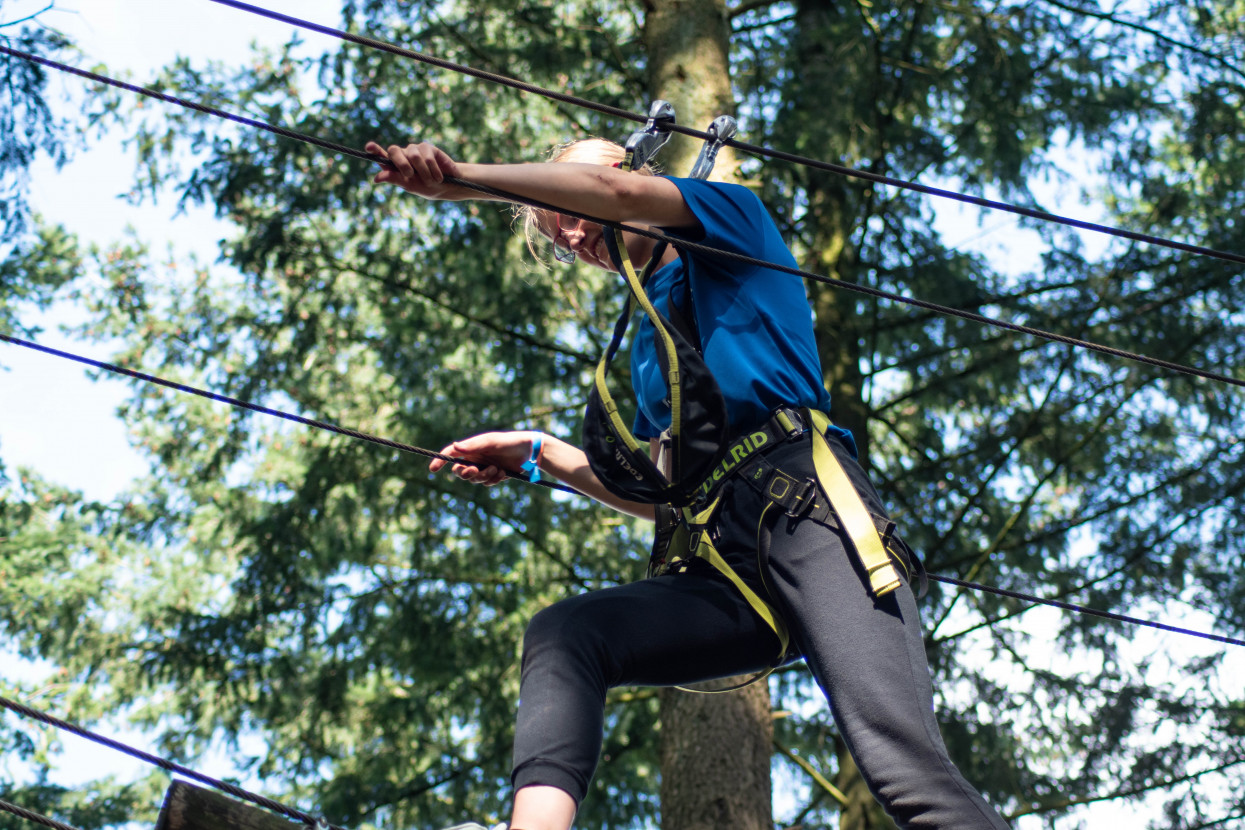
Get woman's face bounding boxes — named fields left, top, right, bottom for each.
left=541, top=211, right=617, bottom=272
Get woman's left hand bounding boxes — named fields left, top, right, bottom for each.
left=429, top=430, right=540, bottom=486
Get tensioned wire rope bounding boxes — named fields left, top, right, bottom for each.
left=0, top=87, right=1239, bottom=830
left=4, top=328, right=1243, bottom=651
left=1, top=341, right=1241, bottom=830
left=0, top=332, right=571, bottom=493
left=208, top=0, right=1245, bottom=269
left=2, top=45, right=1245, bottom=650
left=0, top=798, right=84, bottom=830
left=0, top=43, right=1241, bottom=392
left=0, top=692, right=343, bottom=830
left=1, top=24, right=1239, bottom=829
left=4, top=32, right=1241, bottom=830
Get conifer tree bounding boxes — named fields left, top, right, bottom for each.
left=2, top=2, right=1242, bottom=829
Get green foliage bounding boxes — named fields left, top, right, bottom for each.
left=0, top=1, right=73, bottom=239
left=736, top=0, right=1245, bottom=827
left=3, top=0, right=1244, bottom=828
left=0, top=223, right=83, bottom=335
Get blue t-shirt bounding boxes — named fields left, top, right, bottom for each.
left=630, top=177, right=854, bottom=453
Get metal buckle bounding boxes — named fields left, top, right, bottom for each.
left=771, top=407, right=805, bottom=439
left=784, top=478, right=818, bottom=518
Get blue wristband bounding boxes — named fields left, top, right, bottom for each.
left=521, top=434, right=543, bottom=483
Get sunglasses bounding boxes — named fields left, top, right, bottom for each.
left=552, top=214, right=585, bottom=264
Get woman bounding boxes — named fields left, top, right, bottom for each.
left=365, top=137, right=1011, bottom=830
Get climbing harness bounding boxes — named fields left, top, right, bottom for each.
left=647, top=407, right=925, bottom=690
left=581, top=101, right=733, bottom=507
left=652, top=408, right=923, bottom=596
left=579, top=106, right=921, bottom=686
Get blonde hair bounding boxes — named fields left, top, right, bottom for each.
left=517, top=138, right=658, bottom=264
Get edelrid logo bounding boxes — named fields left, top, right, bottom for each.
left=615, top=448, right=645, bottom=481
left=699, top=430, right=769, bottom=496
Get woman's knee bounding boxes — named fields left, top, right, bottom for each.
left=521, top=596, right=615, bottom=679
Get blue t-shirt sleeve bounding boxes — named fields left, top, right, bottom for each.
left=629, top=177, right=834, bottom=443
left=665, top=179, right=781, bottom=260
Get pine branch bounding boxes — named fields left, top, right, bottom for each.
left=1007, top=756, right=1245, bottom=820
left=1035, top=0, right=1245, bottom=84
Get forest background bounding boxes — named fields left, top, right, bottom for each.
left=1, top=1, right=1243, bottom=829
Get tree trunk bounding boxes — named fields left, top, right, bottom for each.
left=642, top=0, right=740, bottom=182
left=660, top=679, right=775, bottom=830
left=642, top=2, right=774, bottom=830
left=834, top=738, right=899, bottom=830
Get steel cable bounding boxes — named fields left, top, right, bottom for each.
left=2, top=37, right=1243, bottom=648
left=1, top=44, right=1238, bottom=391
left=209, top=0, right=1245, bottom=268
left=0, top=333, right=578, bottom=495
left=459, top=178, right=1245, bottom=389
left=0, top=799, right=85, bottom=830
left=929, top=575, right=1245, bottom=648
left=5, top=330, right=1243, bottom=648
left=0, top=694, right=340, bottom=830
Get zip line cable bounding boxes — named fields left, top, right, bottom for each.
left=0, top=799, right=84, bottom=830
left=1, top=803, right=88, bottom=830
left=4, top=39, right=1245, bottom=641
left=1, top=44, right=1240, bottom=392
left=458, top=180, right=1245, bottom=390
left=0, top=44, right=378, bottom=167
left=0, top=333, right=578, bottom=496
left=2, top=24, right=1239, bottom=815
left=208, top=0, right=1245, bottom=269
left=4, top=331, right=1243, bottom=650
left=2, top=46, right=1243, bottom=645
left=929, top=575, right=1245, bottom=648
left=0, top=693, right=342, bottom=830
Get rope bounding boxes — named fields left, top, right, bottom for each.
left=0, top=333, right=578, bottom=496
left=1, top=44, right=1240, bottom=391
left=0, top=693, right=342, bottom=830
left=6, top=331, right=1242, bottom=648
left=0, top=799, right=84, bottom=830
left=457, top=180, right=1245, bottom=390
left=209, top=0, right=645, bottom=126
left=0, top=44, right=377, bottom=166
left=3, top=37, right=1243, bottom=649
left=931, top=575, right=1245, bottom=648
left=208, top=0, right=1245, bottom=269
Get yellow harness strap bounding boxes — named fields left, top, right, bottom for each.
left=682, top=497, right=792, bottom=659
left=806, top=410, right=904, bottom=597
left=651, top=410, right=907, bottom=692
left=663, top=497, right=789, bottom=693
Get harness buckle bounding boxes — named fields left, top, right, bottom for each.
left=784, top=478, right=818, bottom=518
left=771, top=406, right=806, bottom=440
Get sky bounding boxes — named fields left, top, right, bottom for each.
left=0, top=1, right=1240, bottom=827
left=0, top=0, right=343, bottom=501
left=0, top=0, right=343, bottom=799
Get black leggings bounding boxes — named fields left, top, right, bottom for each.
left=511, top=436, right=1011, bottom=829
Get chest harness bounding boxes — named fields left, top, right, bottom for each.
left=579, top=104, right=919, bottom=679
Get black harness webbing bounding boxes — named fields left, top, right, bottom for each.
left=580, top=104, right=732, bottom=507
left=649, top=407, right=925, bottom=689
left=580, top=106, right=921, bottom=689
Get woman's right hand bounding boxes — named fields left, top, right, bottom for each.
left=429, top=430, right=539, bottom=486
left=366, top=140, right=476, bottom=201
